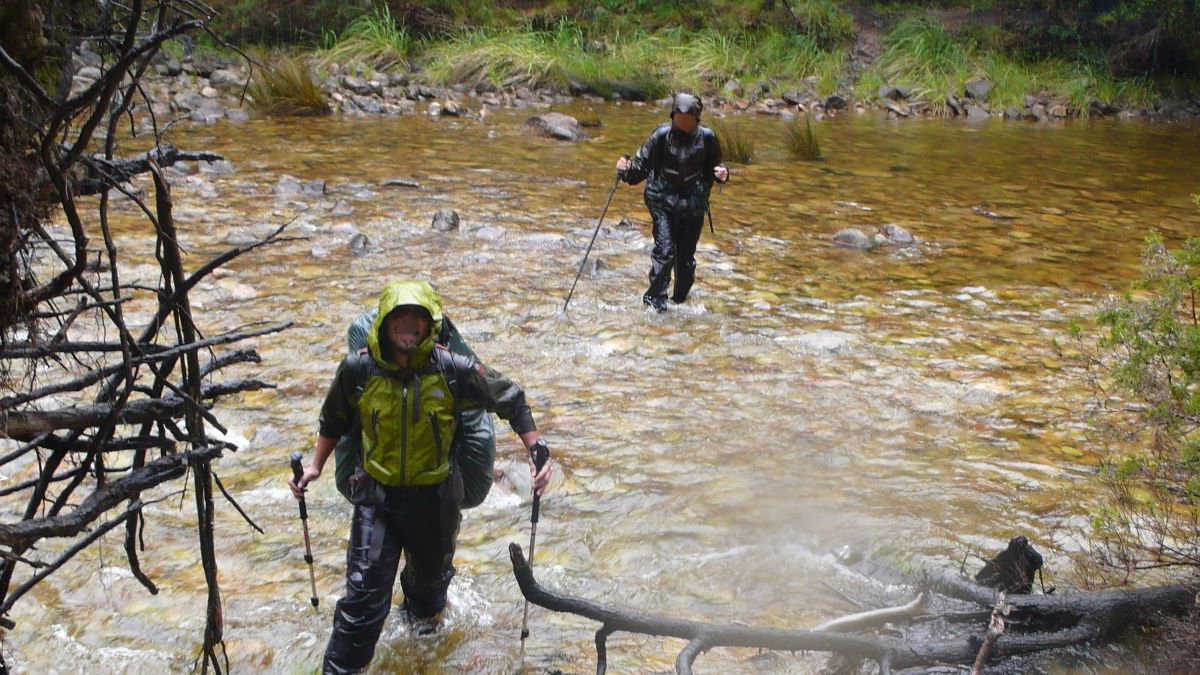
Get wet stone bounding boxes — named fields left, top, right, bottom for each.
left=524, top=112, right=590, bottom=142
left=348, top=233, right=370, bottom=256
left=880, top=223, right=916, bottom=246
left=431, top=209, right=460, bottom=232
left=223, top=229, right=260, bottom=246
left=832, top=228, right=873, bottom=250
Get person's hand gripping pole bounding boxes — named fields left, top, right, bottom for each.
left=289, top=451, right=319, bottom=608
left=520, top=440, right=551, bottom=642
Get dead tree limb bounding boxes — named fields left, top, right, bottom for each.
left=1, top=379, right=272, bottom=440
left=0, top=444, right=228, bottom=551
left=0, top=3, right=286, bottom=670
left=508, top=544, right=1196, bottom=674
left=971, top=593, right=1009, bottom=675
left=76, top=144, right=225, bottom=195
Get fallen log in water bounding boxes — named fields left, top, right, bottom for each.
left=508, top=543, right=1196, bottom=674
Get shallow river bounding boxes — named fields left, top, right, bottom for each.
left=5, top=102, right=1200, bottom=673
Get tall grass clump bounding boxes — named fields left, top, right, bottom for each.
left=743, top=29, right=847, bottom=96
left=710, top=117, right=755, bottom=164
left=320, top=6, right=412, bottom=72
left=551, top=23, right=671, bottom=100
left=422, top=25, right=560, bottom=90
left=424, top=22, right=672, bottom=99
left=784, top=115, right=822, bottom=161
left=872, top=14, right=974, bottom=102
left=791, top=0, right=857, bottom=49
left=247, top=56, right=329, bottom=116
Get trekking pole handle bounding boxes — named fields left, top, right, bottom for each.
left=529, top=441, right=550, bottom=524
left=289, top=451, right=308, bottom=520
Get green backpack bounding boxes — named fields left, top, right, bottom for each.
left=333, top=313, right=496, bottom=507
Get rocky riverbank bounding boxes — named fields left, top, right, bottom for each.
left=68, top=40, right=1200, bottom=136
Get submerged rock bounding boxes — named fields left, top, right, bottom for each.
left=878, top=223, right=916, bottom=246
left=525, top=112, right=590, bottom=142
left=832, top=228, right=874, bottom=250
left=348, top=232, right=370, bottom=256
left=431, top=209, right=459, bottom=232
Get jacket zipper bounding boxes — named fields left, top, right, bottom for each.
left=401, top=382, right=409, bottom=486
left=429, top=411, right=443, bottom=469
left=370, top=409, right=380, bottom=463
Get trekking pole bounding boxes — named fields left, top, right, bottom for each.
left=562, top=158, right=627, bottom=313
left=520, top=441, right=551, bottom=642
left=289, top=452, right=319, bottom=608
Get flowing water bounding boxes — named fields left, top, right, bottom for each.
left=3, top=103, right=1200, bottom=674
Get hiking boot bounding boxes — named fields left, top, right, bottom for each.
left=643, top=296, right=667, bottom=313
left=400, top=600, right=441, bottom=636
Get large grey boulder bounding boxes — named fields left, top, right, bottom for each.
left=209, top=69, right=244, bottom=88
left=965, top=78, right=994, bottom=101
left=525, top=112, right=590, bottom=142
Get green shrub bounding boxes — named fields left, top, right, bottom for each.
left=1063, top=222, right=1200, bottom=585
left=247, top=56, right=329, bottom=116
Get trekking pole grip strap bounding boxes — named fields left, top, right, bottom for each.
left=290, top=452, right=308, bottom=520
left=530, top=440, right=550, bottom=523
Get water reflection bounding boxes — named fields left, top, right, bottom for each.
left=5, top=105, right=1199, bottom=673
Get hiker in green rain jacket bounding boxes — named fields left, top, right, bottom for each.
left=289, top=280, right=553, bottom=675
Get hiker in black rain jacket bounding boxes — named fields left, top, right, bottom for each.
left=616, top=92, right=729, bottom=312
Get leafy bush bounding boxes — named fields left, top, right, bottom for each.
left=1065, top=217, right=1200, bottom=584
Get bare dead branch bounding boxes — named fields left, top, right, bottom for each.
left=1, top=378, right=272, bottom=440
left=0, top=322, right=289, bottom=408
left=76, top=144, right=226, bottom=196
left=0, top=443, right=227, bottom=550
left=509, top=543, right=1197, bottom=673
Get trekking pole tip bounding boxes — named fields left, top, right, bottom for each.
left=311, top=597, right=319, bottom=608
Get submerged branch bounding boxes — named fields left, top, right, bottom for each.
left=509, top=544, right=1197, bottom=673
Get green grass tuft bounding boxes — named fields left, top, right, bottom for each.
left=710, top=117, right=755, bottom=164
left=784, top=115, right=822, bottom=161
left=247, top=56, right=330, bottom=116
left=319, top=6, right=412, bottom=72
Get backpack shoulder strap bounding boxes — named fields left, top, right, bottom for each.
left=433, top=345, right=478, bottom=462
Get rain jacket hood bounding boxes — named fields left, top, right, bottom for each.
left=670, top=93, right=703, bottom=119
left=368, top=280, right=444, bottom=371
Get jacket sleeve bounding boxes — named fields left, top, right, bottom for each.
left=318, top=356, right=361, bottom=438
left=441, top=350, right=537, bottom=435
left=622, top=126, right=666, bottom=186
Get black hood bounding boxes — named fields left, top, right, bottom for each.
left=670, top=93, right=703, bottom=119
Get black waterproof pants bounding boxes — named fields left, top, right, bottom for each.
left=644, top=192, right=705, bottom=305
left=322, top=485, right=461, bottom=675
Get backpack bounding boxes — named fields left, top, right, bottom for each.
left=333, top=313, right=496, bottom=508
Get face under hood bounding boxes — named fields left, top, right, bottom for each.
left=368, top=280, right=444, bottom=369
